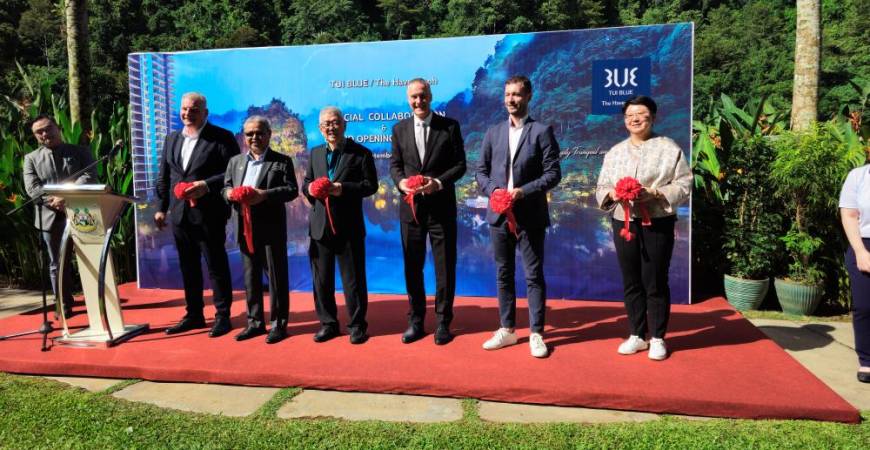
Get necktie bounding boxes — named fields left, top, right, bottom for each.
left=415, top=121, right=427, bottom=163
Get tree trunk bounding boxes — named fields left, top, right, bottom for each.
left=65, top=0, right=91, bottom=141
left=790, top=0, right=820, bottom=131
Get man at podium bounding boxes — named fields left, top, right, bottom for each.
left=154, top=92, right=241, bottom=338
left=23, top=114, right=97, bottom=317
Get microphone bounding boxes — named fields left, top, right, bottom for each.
left=108, top=140, right=124, bottom=158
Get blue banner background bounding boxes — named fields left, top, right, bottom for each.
left=129, top=23, right=694, bottom=303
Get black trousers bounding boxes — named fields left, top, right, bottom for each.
left=401, top=216, right=457, bottom=327
left=845, top=238, right=870, bottom=367
left=309, top=232, right=368, bottom=332
left=241, top=240, right=289, bottom=329
left=612, top=216, right=676, bottom=339
left=172, top=219, right=233, bottom=320
left=490, top=222, right=547, bottom=333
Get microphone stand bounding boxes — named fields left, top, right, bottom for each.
left=0, top=144, right=121, bottom=351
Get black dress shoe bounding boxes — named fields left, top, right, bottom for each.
left=401, top=324, right=425, bottom=344
left=349, top=327, right=368, bottom=345
left=434, top=325, right=453, bottom=345
left=859, top=371, right=870, bottom=383
left=235, top=326, right=266, bottom=341
left=313, top=325, right=339, bottom=343
left=208, top=318, right=232, bottom=338
left=165, top=317, right=207, bottom=335
left=266, top=327, right=287, bottom=344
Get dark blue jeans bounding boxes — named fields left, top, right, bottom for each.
left=490, top=223, right=547, bottom=333
left=845, top=238, right=870, bottom=367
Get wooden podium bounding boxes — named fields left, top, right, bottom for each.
left=42, top=184, right=148, bottom=347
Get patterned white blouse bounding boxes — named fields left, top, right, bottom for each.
left=595, top=135, right=692, bottom=220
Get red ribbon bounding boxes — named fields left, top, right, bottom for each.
left=228, top=186, right=257, bottom=254
left=310, top=177, right=336, bottom=235
left=614, top=177, right=652, bottom=242
left=490, top=188, right=518, bottom=238
left=403, top=175, right=426, bottom=224
left=173, top=182, right=196, bottom=207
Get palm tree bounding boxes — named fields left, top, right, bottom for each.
left=790, top=0, right=820, bottom=131
left=65, top=0, right=91, bottom=140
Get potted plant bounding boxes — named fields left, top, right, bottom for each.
left=769, top=124, right=861, bottom=315
left=721, top=136, right=782, bottom=310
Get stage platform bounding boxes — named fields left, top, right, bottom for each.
left=0, top=283, right=859, bottom=423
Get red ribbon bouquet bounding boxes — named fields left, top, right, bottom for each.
left=227, top=186, right=258, bottom=253
left=490, top=188, right=519, bottom=238
left=403, top=175, right=426, bottom=224
left=173, top=182, right=197, bottom=207
left=309, top=177, right=337, bottom=235
left=614, top=176, right=652, bottom=242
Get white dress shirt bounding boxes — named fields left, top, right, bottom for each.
left=414, top=113, right=432, bottom=163
left=507, top=115, right=527, bottom=190
left=180, top=122, right=206, bottom=170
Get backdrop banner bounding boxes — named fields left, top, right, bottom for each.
left=129, top=23, right=694, bottom=303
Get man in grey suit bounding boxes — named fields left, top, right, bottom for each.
left=475, top=75, right=562, bottom=358
left=390, top=78, right=466, bottom=345
left=223, top=116, right=298, bottom=344
left=23, top=115, right=97, bottom=317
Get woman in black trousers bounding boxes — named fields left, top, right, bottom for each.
left=595, top=96, right=692, bottom=361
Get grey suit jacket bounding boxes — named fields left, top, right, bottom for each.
left=23, top=144, right=97, bottom=230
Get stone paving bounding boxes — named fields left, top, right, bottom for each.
left=2, top=290, right=867, bottom=422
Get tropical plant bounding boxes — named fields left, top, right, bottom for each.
left=769, top=122, right=865, bottom=285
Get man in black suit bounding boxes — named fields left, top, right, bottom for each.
left=222, top=116, right=298, bottom=344
left=389, top=78, right=466, bottom=345
left=155, top=92, right=240, bottom=338
left=475, top=75, right=561, bottom=358
left=302, top=106, right=378, bottom=344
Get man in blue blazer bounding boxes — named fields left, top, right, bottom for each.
left=475, top=75, right=562, bottom=358
left=155, top=92, right=240, bottom=338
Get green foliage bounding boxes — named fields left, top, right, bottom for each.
left=0, top=66, right=135, bottom=287
left=769, top=123, right=865, bottom=285
left=721, top=136, right=783, bottom=279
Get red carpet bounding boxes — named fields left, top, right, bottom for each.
left=0, top=283, right=859, bottom=423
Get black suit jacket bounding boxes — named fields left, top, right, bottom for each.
left=222, top=148, right=299, bottom=246
left=155, top=122, right=241, bottom=226
left=301, top=138, right=378, bottom=240
left=389, top=114, right=466, bottom=223
left=475, top=117, right=562, bottom=229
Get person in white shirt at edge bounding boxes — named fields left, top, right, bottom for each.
left=839, top=160, right=870, bottom=383
left=475, top=75, right=562, bottom=358
left=595, top=95, right=692, bottom=361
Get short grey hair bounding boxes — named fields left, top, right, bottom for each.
left=243, top=115, right=271, bottom=133
left=407, top=78, right=431, bottom=95
left=181, top=92, right=207, bottom=108
left=319, top=106, right=344, bottom=124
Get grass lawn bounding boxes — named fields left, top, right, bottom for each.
left=0, top=373, right=866, bottom=449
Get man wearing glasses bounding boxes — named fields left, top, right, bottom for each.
left=222, top=116, right=299, bottom=344
left=302, top=106, right=378, bottom=344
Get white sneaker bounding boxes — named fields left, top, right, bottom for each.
left=648, top=338, right=668, bottom=361
left=482, top=328, right=518, bottom=350
left=529, top=333, right=548, bottom=358
left=617, top=335, right=648, bottom=355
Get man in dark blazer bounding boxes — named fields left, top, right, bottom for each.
left=155, top=92, right=240, bottom=338
left=23, top=115, right=97, bottom=318
left=302, top=106, right=378, bottom=345
left=475, top=75, right=561, bottom=358
left=389, top=78, right=466, bottom=345
left=222, top=116, right=298, bottom=344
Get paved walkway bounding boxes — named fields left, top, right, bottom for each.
left=2, top=290, right=867, bottom=422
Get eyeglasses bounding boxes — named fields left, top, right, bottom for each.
left=624, top=114, right=652, bottom=121
left=244, top=131, right=268, bottom=138
left=320, top=120, right=342, bottom=129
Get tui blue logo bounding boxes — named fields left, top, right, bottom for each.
left=591, top=58, right=651, bottom=114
